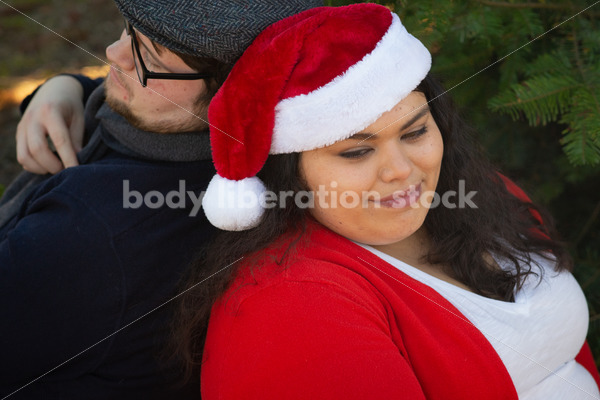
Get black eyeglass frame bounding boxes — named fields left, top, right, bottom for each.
left=124, top=19, right=209, bottom=87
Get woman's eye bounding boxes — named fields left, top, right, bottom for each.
left=339, top=148, right=373, bottom=159
left=402, top=127, right=428, bottom=141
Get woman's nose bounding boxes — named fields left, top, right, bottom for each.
left=378, top=145, right=412, bottom=183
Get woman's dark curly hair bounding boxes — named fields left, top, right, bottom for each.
left=170, top=74, right=572, bottom=383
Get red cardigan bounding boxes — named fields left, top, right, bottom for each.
left=201, top=182, right=600, bottom=399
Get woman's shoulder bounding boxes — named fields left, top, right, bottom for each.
left=216, top=223, right=388, bottom=315
left=202, top=227, right=426, bottom=400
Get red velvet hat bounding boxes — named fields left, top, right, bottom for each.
left=202, top=3, right=431, bottom=231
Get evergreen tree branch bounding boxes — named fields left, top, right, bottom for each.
left=493, top=85, right=579, bottom=109
left=476, top=0, right=572, bottom=10
left=572, top=26, right=600, bottom=122
left=475, top=0, right=600, bottom=16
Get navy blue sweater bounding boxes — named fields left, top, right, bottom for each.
left=1, top=78, right=215, bottom=399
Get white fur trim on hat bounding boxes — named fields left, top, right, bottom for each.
left=202, top=175, right=266, bottom=231
left=270, top=13, right=431, bottom=154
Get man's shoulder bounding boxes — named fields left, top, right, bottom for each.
left=69, top=155, right=214, bottom=188
left=25, top=158, right=214, bottom=235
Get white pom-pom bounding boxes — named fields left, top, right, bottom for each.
left=202, top=175, right=266, bottom=231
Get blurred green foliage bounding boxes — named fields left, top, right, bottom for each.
left=327, top=0, right=600, bottom=365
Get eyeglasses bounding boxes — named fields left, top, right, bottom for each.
left=124, top=19, right=209, bottom=87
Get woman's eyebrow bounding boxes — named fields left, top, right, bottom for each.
left=348, top=106, right=431, bottom=140
left=347, top=133, right=376, bottom=141
left=400, top=106, right=430, bottom=130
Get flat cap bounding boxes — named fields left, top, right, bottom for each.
left=113, top=0, right=323, bottom=64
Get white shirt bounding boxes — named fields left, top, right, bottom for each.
left=359, top=244, right=600, bottom=400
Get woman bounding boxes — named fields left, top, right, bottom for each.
left=177, top=4, right=600, bottom=399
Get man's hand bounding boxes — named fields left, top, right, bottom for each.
left=16, top=75, right=85, bottom=174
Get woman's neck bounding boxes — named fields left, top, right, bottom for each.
left=371, top=228, right=476, bottom=293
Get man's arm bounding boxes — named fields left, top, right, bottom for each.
left=16, top=75, right=102, bottom=174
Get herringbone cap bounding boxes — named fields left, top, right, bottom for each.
left=114, top=0, right=323, bottom=64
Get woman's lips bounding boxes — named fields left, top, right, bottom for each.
left=375, top=184, right=421, bottom=208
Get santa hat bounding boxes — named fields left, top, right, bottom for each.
left=202, top=3, right=431, bottom=231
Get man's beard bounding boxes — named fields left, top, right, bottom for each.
left=105, top=85, right=209, bottom=133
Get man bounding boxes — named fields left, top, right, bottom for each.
left=0, top=1, right=321, bottom=399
